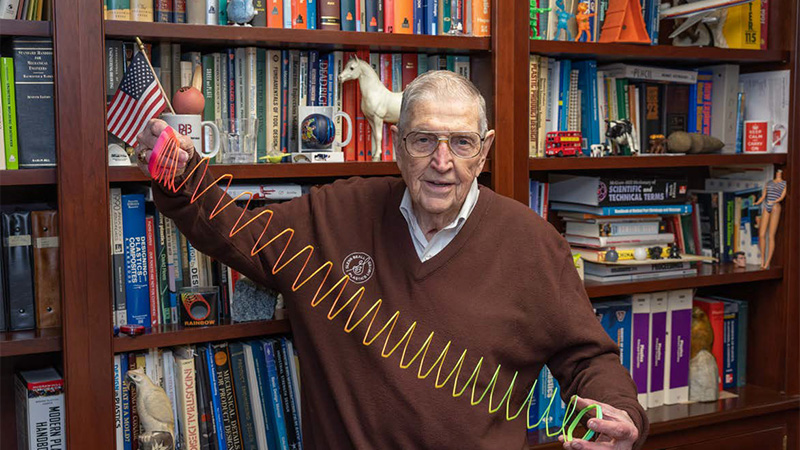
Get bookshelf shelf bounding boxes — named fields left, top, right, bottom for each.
left=527, top=385, right=800, bottom=448
left=0, top=328, right=62, bottom=357
left=104, top=21, right=491, bottom=53
left=0, top=168, right=57, bottom=186
left=529, top=40, right=790, bottom=65
left=0, top=19, right=51, bottom=37
left=109, top=162, right=402, bottom=182
left=529, top=153, right=788, bottom=171
left=584, top=263, right=782, bottom=298
left=113, top=310, right=290, bottom=353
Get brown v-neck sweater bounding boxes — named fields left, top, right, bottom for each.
left=153, top=156, right=648, bottom=450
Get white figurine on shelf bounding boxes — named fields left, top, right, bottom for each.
left=339, top=57, right=403, bottom=161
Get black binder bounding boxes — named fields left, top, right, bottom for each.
left=2, top=211, right=36, bottom=330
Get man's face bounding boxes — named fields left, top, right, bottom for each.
left=392, top=98, right=495, bottom=224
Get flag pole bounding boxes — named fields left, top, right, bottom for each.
left=135, top=37, right=175, bottom=114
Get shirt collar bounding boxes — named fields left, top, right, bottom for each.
left=399, top=178, right=480, bottom=244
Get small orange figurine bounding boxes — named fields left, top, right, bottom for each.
left=574, top=1, right=596, bottom=42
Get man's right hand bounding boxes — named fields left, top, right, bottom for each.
left=134, top=118, right=195, bottom=179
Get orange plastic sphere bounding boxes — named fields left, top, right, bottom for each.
left=172, top=86, right=205, bottom=115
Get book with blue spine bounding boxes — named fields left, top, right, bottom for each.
left=317, top=53, right=329, bottom=107
left=205, top=343, right=228, bottom=450
left=558, top=59, right=571, bottom=130
left=425, top=0, right=438, bottom=34
left=122, top=193, right=150, bottom=327
left=549, top=202, right=693, bottom=216
left=229, top=342, right=259, bottom=450
left=277, top=338, right=302, bottom=448
left=120, top=353, right=132, bottom=450
left=264, top=340, right=290, bottom=450
left=248, top=340, right=279, bottom=450
left=598, top=300, right=632, bottom=372
left=712, top=296, right=747, bottom=387
left=526, top=370, right=540, bottom=428
left=307, top=0, right=317, bottom=29
left=414, top=0, right=423, bottom=33
left=281, top=50, right=291, bottom=154
left=574, top=60, right=600, bottom=151
left=537, top=366, right=563, bottom=431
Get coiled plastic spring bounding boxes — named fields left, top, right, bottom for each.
left=150, top=128, right=601, bottom=442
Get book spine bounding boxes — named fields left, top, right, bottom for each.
left=1, top=57, right=18, bottom=169
left=154, top=0, right=172, bottom=21
left=109, top=188, right=127, bottom=326
left=219, top=0, right=228, bottom=23
left=264, top=341, right=290, bottom=450
left=267, top=50, right=281, bottom=156
left=114, top=354, right=124, bottom=449
left=340, top=0, right=355, bottom=30
left=129, top=354, right=141, bottom=449
left=12, top=39, right=55, bottom=167
left=280, top=50, right=290, bottom=154
left=205, top=344, right=228, bottom=450
left=145, top=216, right=159, bottom=327
left=631, top=293, right=650, bottom=408
left=307, top=50, right=319, bottom=107
left=394, top=0, right=412, bottom=33
left=213, top=343, right=243, bottom=450
left=288, top=50, right=301, bottom=152
left=175, top=351, right=200, bottom=450
left=131, top=0, right=153, bottom=20
left=320, top=0, right=341, bottom=29
left=121, top=195, right=149, bottom=327
left=252, top=0, right=266, bottom=26
left=722, top=305, right=738, bottom=388
left=229, top=343, right=259, bottom=449
left=255, top=48, right=267, bottom=161
left=307, top=0, right=316, bottom=28
left=279, top=338, right=302, bottom=448
left=107, top=0, right=132, bottom=20
left=29, top=210, right=59, bottom=329
left=647, top=292, right=667, bottom=408
left=246, top=341, right=275, bottom=449
left=273, top=339, right=300, bottom=449
left=471, top=0, right=489, bottom=36
left=298, top=52, right=308, bottom=108
left=194, top=347, right=214, bottom=450
left=16, top=374, right=65, bottom=450
left=120, top=353, right=132, bottom=450
left=173, top=0, right=186, bottom=22
left=664, top=289, right=691, bottom=404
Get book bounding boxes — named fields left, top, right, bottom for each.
left=12, top=38, right=56, bottom=168
left=2, top=211, right=35, bottom=331
left=173, top=346, right=201, bottom=450
left=243, top=341, right=273, bottom=449
left=394, top=0, right=413, bottom=34
left=114, top=354, right=124, bottom=449
left=599, top=63, right=698, bottom=84
left=1, top=57, right=19, bottom=170
left=263, top=340, right=290, bottom=450
left=583, top=260, right=691, bottom=277
left=31, top=210, right=60, bottom=329
left=597, top=300, right=632, bottom=372
left=565, top=233, right=674, bottom=248
left=121, top=194, right=150, bottom=327
left=664, top=289, right=691, bottom=404
left=583, top=268, right=696, bottom=283
left=647, top=291, right=668, bottom=408
left=145, top=216, right=159, bottom=327
left=549, top=175, right=689, bottom=207
left=631, top=293, right=650, bottom=407
left=212, top=342, right=243, bottom=450
left=229, top=342, right=259, bottom=450
left=550, top=202, right=692, bottom=216
left=565, top=219, right=661, bottom=238
left=712, top=296, right=748, bottom=388
left=722, top=0, right=760, bottom=49
left=699, top=64, right=739, bottom=153
left=194, top=346, right=215, bottom=449
left=203, top=343, right=227, bottom=450
left=719, top=300, right=739, bottom=389
left=274, top=338, right=302, bottom=449
left=15, top=368, right=65, bottom=450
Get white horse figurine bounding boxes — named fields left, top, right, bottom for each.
left=339, top=57, right=403, bottom=161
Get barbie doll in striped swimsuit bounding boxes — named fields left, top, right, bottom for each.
left=754, top=169, right=787, bottom=269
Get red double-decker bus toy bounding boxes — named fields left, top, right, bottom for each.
left=545, top=131, right=583, bottom=157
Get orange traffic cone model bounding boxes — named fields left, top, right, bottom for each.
left=599, top=0, right=651, bottom=44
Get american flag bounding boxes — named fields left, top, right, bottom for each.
left=106, top=52, right=167, bottom=146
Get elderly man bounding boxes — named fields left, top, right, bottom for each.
left=138, top=71, right=648, bottom=450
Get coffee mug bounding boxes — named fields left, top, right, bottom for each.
left=298, top=106, right=352, bottom=152
left=162, top=113, right=221, bottom=158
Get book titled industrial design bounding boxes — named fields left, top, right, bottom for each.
left=12, top=38, right=56, bottom=168
left=15, top=368, right=65, bottom=450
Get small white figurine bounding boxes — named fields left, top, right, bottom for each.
left=339, top=57, right=403, bottom=161
left=127, top=369, right=175, bottom=444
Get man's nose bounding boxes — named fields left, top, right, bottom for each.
left=430, top=139, right=453, bottom=171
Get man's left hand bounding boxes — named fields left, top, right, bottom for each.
left=558, top=396, right=638, bottom=450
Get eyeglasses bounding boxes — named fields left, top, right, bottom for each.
left=402, top=131, right=485, bottom=159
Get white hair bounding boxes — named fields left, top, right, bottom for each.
left=396, top=70, right=488, bottom=135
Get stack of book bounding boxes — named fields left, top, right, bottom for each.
left=109, top=186, right=300, bottom=329
left=114, top=336, right=302, bottom=450
left=103, top=0, right=492, bottom=36
left=549, top=174, right=696, bottom=283
left=1, top=208, right=60, bottom=332
left=106, top=41, right=471, bottom=162
left=1, top=37, right=57, bottom=170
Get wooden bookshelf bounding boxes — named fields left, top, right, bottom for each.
left=104, top=20, right=491, bottom=53
left=109, top=162, right=401, bottom=182
left=529, top=153, right=788, bottom=171
left=584, top=263, right=783, bottom=298
left=0, top=19, right=51, bottom=36
left=113, top=310, right=290, bottom=353
left=0, top=168, right=57, bottom=186
left=527, top=385, right=800, bottom=448
left=0, top=328, right=62, bottom=357
left=529, top=40, right=790, bottom=65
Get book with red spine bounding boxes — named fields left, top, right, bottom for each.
left=145, top=216, right=159, bottom=328
left=293, top=0, right=308, bottom=28
left=356, top=87, right=366, bottom=161
left=268, top=0, right=283, bottom=27
left=380, top=53, right=394, bottom=160
left=384, top=0, right=395, bottom=32
left=401, top=53, right=417, bottom=89
left=471, top=0, right=491, bottom=36
left=342, top=54, right=358, bottom=161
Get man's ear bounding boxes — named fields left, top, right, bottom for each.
left=477, top=129, right=495, bottom=169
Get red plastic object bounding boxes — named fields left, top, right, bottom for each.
left=545, top=131, right=583, bottom=157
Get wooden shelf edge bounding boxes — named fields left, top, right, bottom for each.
left=109, top=162, right=401, bottom=182
left=113, top=316, right=291, bottom=353
left=0, top=328, right=62, bottom=357
left=529, top=40, right=789, bottom=64
left=528, top=385, right=800, bottom=448
left=584, top=264, right=782, bottom=298
left=529, top=153, right=788, bottom=171
left=0, top=19, right=52, bottom=36
left=0, top=168, right=58, bottom=186
left=104, top=20, right=490, bottom=52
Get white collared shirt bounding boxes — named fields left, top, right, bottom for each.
left=399, top=179, right=480, bottom=262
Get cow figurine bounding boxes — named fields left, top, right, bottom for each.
left=605, top=119, right=639, bottom=155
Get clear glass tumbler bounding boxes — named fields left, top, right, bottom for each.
left=217, top=117, right=259, bottom=164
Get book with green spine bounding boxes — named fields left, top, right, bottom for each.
left=1, top=57, right=18, bottom=170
